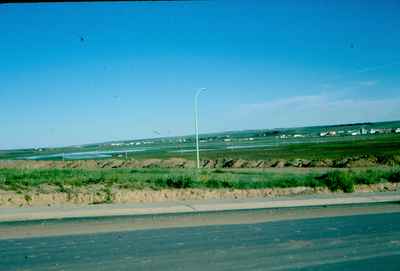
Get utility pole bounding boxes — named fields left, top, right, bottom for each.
left=194, top=88, right=206, bottom=169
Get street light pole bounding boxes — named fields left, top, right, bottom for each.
left=195, top=88, right=206, bottom=169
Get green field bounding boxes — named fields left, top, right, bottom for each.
left=1, top=134, right=399, bottom=162
left=1, top=167, right=399, bottom=195
left=1, top=120, right=399, bottom=162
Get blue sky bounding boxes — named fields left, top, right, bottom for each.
left=1, top=0, right=399, bottom=149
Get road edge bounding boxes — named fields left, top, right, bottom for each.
left=1, top=193, right=400, bottom=223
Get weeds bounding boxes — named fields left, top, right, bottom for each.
left=102, top=186, right=113, bottom=203
left=317, top=171, right=354, bottom=193
left=388, top=170, right=400, bottom=183
left=0, top=167, right=398, bottom=194
left=24, top=194, right=32, bottom=203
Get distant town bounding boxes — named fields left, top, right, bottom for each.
left=283, top=127, right=400, bottom=139
left=3, top=120, right=399, bottom=161
left=79, top=121, right=400, bottom=149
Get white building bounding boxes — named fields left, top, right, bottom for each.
left=361, top=128, right=368, bottom=135
left=328, top=131, right=336, bottom=136
left=111, top=143, right=122, bottom=146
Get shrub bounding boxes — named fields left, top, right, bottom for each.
left=165, top=175, right=194, bottom=189
left=317, top=171, right=354, bottom=193
left=103, top=187, right=113, bottom=203
left=268, top=177, right=300, bottom=188
left=354, top=170, right=378, bottom=185
left=205, top=179, right=233, bottom=189
left=303, top=177, right=322, bottom=188
left=24, top=194, right=32, bottom=202
left=82, top=175, right=105, bottom=185
left=388, top=171, right=400, bottom=183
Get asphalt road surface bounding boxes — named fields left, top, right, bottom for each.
left=1, top=211, right=400, bottom=271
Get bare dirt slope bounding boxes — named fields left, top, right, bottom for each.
left=1, top=155, right=400, bottom=170
left=1, top=183, right=399, bottom=207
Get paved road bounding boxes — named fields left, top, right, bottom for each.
left=1, top=212, right=400, bottom=271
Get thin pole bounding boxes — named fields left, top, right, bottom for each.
left=195, top=88, right=206, bottom=169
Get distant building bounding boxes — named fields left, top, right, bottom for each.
left=351, top=131, right=360, bottom=136
left=370, top=128, right=387, bottom=134
left=224, top=138, right=232, bottom=142
left=293, top=134, right=304, bottom=138
left=396, top=128, right=400, bottom=133
left=280, top=134, right=288, bottom=139
left=361, top=128, right=368, bottom=135
left=111, top=143, right=122, bottom=146
left=320, top=131, right=335, bottom=137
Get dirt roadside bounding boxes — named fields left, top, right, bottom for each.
left=1, top=182, right=399, bottom=207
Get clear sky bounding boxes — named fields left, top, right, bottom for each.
left=1, top=0, right=399, bottom=149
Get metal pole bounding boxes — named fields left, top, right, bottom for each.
left=195, top=88, right=206, bottom=169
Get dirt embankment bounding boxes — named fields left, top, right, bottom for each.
left=1, top=155, right=399, bottom=170
left=1, top=183, right=399, bottom=207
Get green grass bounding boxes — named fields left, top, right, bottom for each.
left=0, top=167, right=399, bottom=194
left=189, top=134, right=400, bottom=161
left=1, top=133, right=399, bottom=162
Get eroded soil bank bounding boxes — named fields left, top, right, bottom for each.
left=1, top=183, right=399, bottom=207
left=1, top=155, right=400, bottom=170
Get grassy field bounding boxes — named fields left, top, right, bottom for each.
left=179, top=134, right=400, bottom=161
left=1, top=120, right=399, bottom=162
left=1, top=133, right=400, bottom=162
left=1, top=167, right=399, bottom=194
